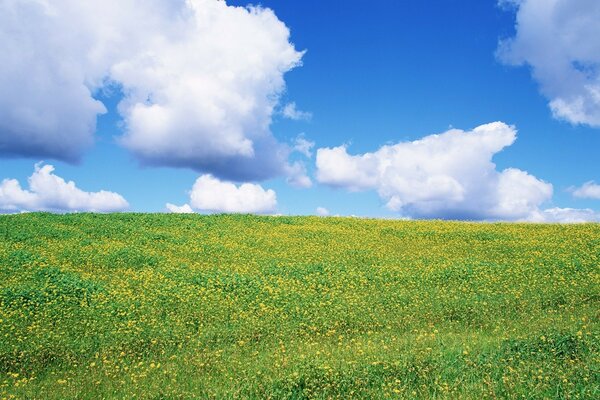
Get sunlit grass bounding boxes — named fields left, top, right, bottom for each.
left=0, top=213, right=598, bottom=398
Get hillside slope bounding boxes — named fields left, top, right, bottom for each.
left=0, top=214, right=598, bottom=398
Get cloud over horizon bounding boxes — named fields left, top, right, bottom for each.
left=0, top=163, right=129, bottom=213
left=498, top=0, right=600, bottom=127
left=0, top=0, right=304, bottom=181
left=316, top=122, right=558, bottom=221
left=167, top=175, right=277, bottom=214
left=530, top=207, right=600, bottom=223
left=316, top=207, right=330, bottom=216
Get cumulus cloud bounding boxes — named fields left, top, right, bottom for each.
left=0, top=163, right=128, bottom=213
left=0, top=0, right=304, bottom=181
left=167, top=175, right=277, bottom=214
left=0, top=0, right=109, bottom=161
left=282, top=102, right=312, bottom=121
left=316, top=122, right=556, bottom=221
left=498, top=0, right=600, bottom=126
left=115, top=1, right=304, bottom=181
left=165, top=203, right=194, bottom=214
left=571, top=181, right=600, bottom=199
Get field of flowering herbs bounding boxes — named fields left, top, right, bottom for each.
left=0, top=213, right=598, bottom=399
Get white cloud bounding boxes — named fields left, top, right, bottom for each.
left=316, top=122, right=555, bottom=221
left=282, top=102, right=312, bottom=121
left=316, top=207, right=330, bottom=216
left=498, top=0, right=600, bottom=127
left=492, top=168, right=553, bottom=220
left=571, top=181, right=600, bottom=199
left=282, top=134, right=315, bottom=188
left=285, top=161, right=312, bottom=188
left=293, top=135, right=315, bottom=158
left=531, top=207, right=600, bottom=223
left=0, top=0, right=109, bottom=161
left=165, top=203, right=194, bottom=214
left=0, top=163, right=128, bottom=213
left=0, top=0, right=304, bottom=181
left=167, top=174, right=277, bottom=214
left=115, top=1, right=304, bottom=181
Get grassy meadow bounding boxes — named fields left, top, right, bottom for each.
left=0, top=213, right=598, bottom=399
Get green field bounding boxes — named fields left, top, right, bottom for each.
left=0, top=213, right=598, bottom=399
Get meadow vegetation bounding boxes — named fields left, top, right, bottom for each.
left=0, top=213, right=598, bottom=399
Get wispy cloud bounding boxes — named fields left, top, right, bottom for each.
left=571, top=181, right=600, bottom=199
left=282, top=102, right=312, bottom=121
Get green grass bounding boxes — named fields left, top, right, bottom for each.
left=0, top=213, right=598, bottom=399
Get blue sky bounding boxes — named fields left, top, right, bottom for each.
left=1, top=0, right=599, bottom=221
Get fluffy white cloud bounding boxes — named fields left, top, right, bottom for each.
left=115, top=1, right=304, bottom=181
left=571, top=181, right=600, bottom=199
left=0, top=0, right=304, bottom=181
left=167, top=175, right=277, bottom=214
left=498, top=0, right=600, bottom=126
left=0, top=0, right=110, bottom=161
left=165, top=203, right=194, bottom=214
left=316, top=122, right=555, bottom=220
left=0, top=163, right=128, bottom=213
left=316, top=207, right=330, bottom=216
left=282, top=102, right=312, bottom=121
left=491, top=168, right=553, bottom=220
